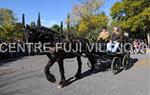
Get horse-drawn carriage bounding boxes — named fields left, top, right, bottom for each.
left=87, top=38, right=131, bottom=75
left=87, top=51, right=130, bottom=74
left=25, top=25, right=131, bottom=88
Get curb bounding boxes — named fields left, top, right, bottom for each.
left=146, top=49, right=150, bottom=54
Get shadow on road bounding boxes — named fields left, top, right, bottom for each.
left=126, top=58, right=138, bottom=70
left=63, top=70, right=94, bottom=87
left=63, top=58, right=138, bottom=87
left=0, top=57, right=28, bottom=67
left=63, top=65, right=111, bottom=87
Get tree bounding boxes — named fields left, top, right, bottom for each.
left=70, top=0, right=108, bottom=41
left=51, top=24, right=60, bottom=32
left=72, top=0, right=104, bottom=24
left=110, top=0, right=150, bottom=44
left=30, top=22, right=36, bottom=27
left=0, top=8, right=17, bottom=41
left=78, top=12, right=108, bottom=32
left=37, top=13, right=41, bottom=27
left=0, top=13, right=2, bottom=25
left=66, top=13, right=71, bottom=32
left=22, top=13, right=25, bottom=27
left=13, top=22, right=24, bottom=41
left=60, top=21, right=63, bottom=35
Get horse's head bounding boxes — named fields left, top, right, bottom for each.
left=25, top=25, right=55, bottom=43
left=25, top=25, right=39, bottom=42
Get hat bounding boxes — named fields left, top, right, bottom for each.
left=101, top=26, right=107, bottom=29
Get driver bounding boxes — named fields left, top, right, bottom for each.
left=97, top=26, right=110, bottom=43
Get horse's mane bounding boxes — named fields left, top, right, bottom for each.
left=31, top=26, right=59, bottom=35
left=28, top=26, right=90, bottom=44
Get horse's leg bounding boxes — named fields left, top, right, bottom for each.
left=87, top=55, right=96, bottom=73
left=58, top=59, right=66, bottom=88
left=75, top=56, right=82, bottom=79
left=44, top=58, right=56, bottom=83
left=90, top=58, right=96, bottom=73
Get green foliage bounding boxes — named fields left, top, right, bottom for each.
left=78, top=13, right=108, bottom=32
left=71, top=0, right=108, bottom=41
left=110, top=0, right=150, bottom=39
left=30, top=22, right=36, bottom=27
left=13, top=22, right=24, bottom=39
left=51, top=24, right=60, bottom=32
left=0, top=8, right=24, bottom=41
left=0, top=8, right=17, bottom=41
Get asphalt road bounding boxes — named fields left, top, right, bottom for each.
left=0, top=54, right=149, bottom=95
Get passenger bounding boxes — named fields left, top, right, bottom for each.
left=133, top=39, right=140, bottom=53
left=106, top=26, right=123, bottom=53
left=123, top=32, right=130, bottom=43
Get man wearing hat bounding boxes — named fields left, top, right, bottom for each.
left=97, top=26, right=110, bottom=43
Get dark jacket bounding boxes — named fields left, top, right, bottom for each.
left=111, top=32, right=123, bottom=43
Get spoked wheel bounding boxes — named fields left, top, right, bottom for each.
left=111, top=57, right=121, bottom=75
left=122, top=53, right=130, bottom=70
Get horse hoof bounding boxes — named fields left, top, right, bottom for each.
left=46, top=74, right=56, bottom=83
left=57, top=85, right=63, bottom=89
left=51, top=81, right=57, bottom=84
left=47, top=77, right=56, bottom=83
left=58, top=80, right=66, bottom=88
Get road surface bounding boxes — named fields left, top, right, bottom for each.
left=0, top=54, right=150, bottom=95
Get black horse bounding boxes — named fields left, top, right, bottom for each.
left=25, top=25, right=96, bottom=88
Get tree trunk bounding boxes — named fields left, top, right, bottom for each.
left=147, top=32, right=150, bottom=48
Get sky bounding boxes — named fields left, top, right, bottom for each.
left=0, top=0, right=118, bottom=27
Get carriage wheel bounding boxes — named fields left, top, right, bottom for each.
left=111, top=57, right=121, bottom=75
left=87, top=60, right=92, bottom=68
left=122, top=54, right=130, bottom=70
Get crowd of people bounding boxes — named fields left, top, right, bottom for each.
left=0, top=39, right=26, bottom=60
left=0, top=39, right=41, bottom=60
left=133, top=39, right=146, bottom=54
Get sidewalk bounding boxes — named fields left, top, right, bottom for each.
left=146, top=48, right=150, bottom=54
